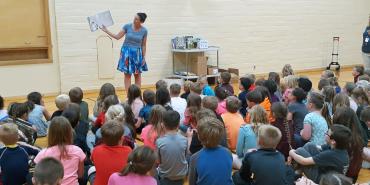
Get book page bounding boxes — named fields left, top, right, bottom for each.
left=87, top=10, right=114, bottom=32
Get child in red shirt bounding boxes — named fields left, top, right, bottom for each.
left=93, top=95, right=119, bottom=132
left=91, top=120, right=132, bottom=185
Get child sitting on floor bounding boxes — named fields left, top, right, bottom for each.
left=235, top=105, right=269, bottom=169
left=221, top=96, right=244, bottom=151
left=271, top=102, right=295, bottom=159
left=27, top=91, right=51, bottom=137
left=189, top=117, right=233, bottom=185
left=282, top=75, right=299, bottom=105
left=7, top=102, right=37, bottom=144
left=33, top=157, right=64, bottom=185
left=181, top=81, right=193, bottom=100
left=127, top=84, right=144, bottom=120
left=183, top=93, right=202, bottom=131
left=136, top=90, right=155, bottom=133
left=353, top=65, right=364, bottom=83
left=51, top=94, right=70, bottom=119
left=216, top=72, right=234, bottom=95
left=141, top=105, right=166, bottom=150
left=90, top=120, right=132, bottom=185
left=34, top=117, right=86, bottom=185
left=156, top=110, right=188, bottom=185
left=108, top=146, right=157, bottom=185
left=198, top=75, right=215, bottom=96
left=170, top=84, right=187, bottom=124
left=238, top=77, right=253, bottom=118
left=287, top=88, right=309, bottom=147
left=93, top=95, right=119, bottom=132
left=215, top=86, right=230, bottom=115
left=233, top=125, right=293, bottom=185
left=93, top=83, right=116, bottom=120
left=0, top=123, right=40, bottom=185
left=69, top=87, right=89, bottom=122
left=289, top=124, right=351, bottom=184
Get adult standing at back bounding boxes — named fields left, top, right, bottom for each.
left=101, top=13, right=148, bottom=90
left=362, top=15, right=370, bottom=70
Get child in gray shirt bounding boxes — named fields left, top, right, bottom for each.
left=156, top=110, right=188, bottom=185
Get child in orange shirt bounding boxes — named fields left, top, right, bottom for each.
left=244, top=90, right=264, bottom=123
left=254, top=86, right=274, bottom=123
left=221, top=96, right=245, bottom=151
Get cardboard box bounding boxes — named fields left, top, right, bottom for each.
left=191, top=56, right=207, bottom=76
left=207, top=66, right=218, bottom=75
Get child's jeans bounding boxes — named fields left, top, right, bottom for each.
left=156, top=171, right=184, bottom=185
left=295, top=142, right=322, bottom=183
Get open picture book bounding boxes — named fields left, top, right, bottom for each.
left=87, top=10, right=114, bottom=32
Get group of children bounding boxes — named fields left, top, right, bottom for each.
left=1, top=64, right=370, bottom=185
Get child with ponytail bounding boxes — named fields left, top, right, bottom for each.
left=108, top=146, right=157, bottom=185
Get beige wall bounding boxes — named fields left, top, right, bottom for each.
left=2, top=0, right=370, bottom=97
left=0, top=0, right=60, bottom=97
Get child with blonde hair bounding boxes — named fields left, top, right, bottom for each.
left=282, top=75, right=299, bottom=104
left=236, top=105, right=268, bottom=162
left=234, top=125, right=291, bottom=185
left=282, top=64, right=294, bottom=78
left=51, top=94, right=70, bottom=119
left=105, top=104, right=135, bottom=148
left=0, top=123, right=39, bottom=185
left=181, top=81, right=193, bottom=100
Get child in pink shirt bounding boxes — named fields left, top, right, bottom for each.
left=34, top=117, right=86, bottom=185
left=127, top=85, right=144, bottom=119
left=141, top=105, right=166, bottom=150
left=215, top=87, right=229, bottom=115
left=108, top=146, right=157, bottom=185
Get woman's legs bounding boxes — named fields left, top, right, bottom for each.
left=134, top=73, right=142, bottom=88
left=124, top=73, right=132, bottom=91
left=363, top=52, right=370, bottom=70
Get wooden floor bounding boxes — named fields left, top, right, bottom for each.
left=4, top=67, right=370, bottom=184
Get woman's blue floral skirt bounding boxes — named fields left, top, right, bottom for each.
left=117, top=46, right=148, bottom=74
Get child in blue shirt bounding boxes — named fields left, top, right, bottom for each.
left=198, top=75, right=215, bottom=96
left=0, top=123, right=40, bottom=185
left=136, top=90, right=155, bottom=134
left=27, top=92, right=51, bottom=137
left=233, top=125, right=294, bottom=185
left=189, top=117, right=233, bottom=185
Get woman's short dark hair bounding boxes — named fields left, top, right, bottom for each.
left=137, top=13, right=147, bottom=23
